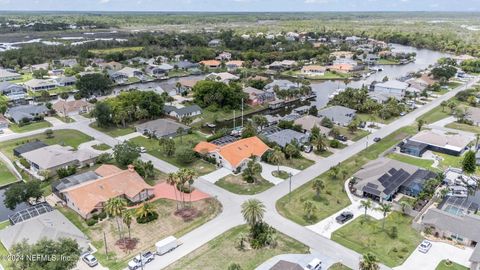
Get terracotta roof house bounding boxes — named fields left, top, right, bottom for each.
left=60, top=165, right=154, bottom=219
left=194, top=136, right=269, bottom=172
left=52, top=100, right=94, bottom=117
left=301, top=65, right=326, bottom=75
left=199, top=60, right=221, bottom=69
left=21, top=145, right=99, bottom=176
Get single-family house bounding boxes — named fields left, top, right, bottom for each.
left=56, top=59, right=78, bottom=68
left=194, top=136, right=269, bottom=172
left=466, top=107, right=480, bottom=126
left=5, top=104, right=49, bottom=123
left=294, top=115, right=331, bottom=135
left=52, top=100, right=94, bottom=117
left=199, top=60, right=221, bottom=69
left=0, top=82, right=26, bottom=101
left=24, top=79, right=57, bottom=91
left=269, top=260, right=303, bottom=270
left=371, top=80, right=409, bottom=101
left=0, top=206, right=90, bottom=251
left=0, top=69, right=21, bottom=81
left=60, top=164, right=154, bottom=219
left=21, top=145, right=98, bottom=176
left=216, top=52, right=232, bottom=61
left=173, top=60, right=199, bottom=70
left=225, top=60, right=244, bottom=71
left=266, top=60, right=297, bottom=71
left=265, top=129, right=310, bottom=148
left=318, top=105, right=356, bottom=126
left=163, top=105, right=202, bottom=120
left=330, top=51, right=354, bottom=59
left=98, top=61, right=123, bottom=70
left=401, top=130, right=473, bottom=157
left=117, top=67, right=143, bottom=78
left=177, top=78, right=201, bottom=92
left=135, top=119, right=190, bottom=138
left=206, top=72, right=239, bottom=83
left=208, top=39, right=222, bottom=47
left=55, top=76, right=76, bottom=87
left=145, top=63, right=174, bottom=77
left=13, top=141, right=48, bottom=157
left=28, top=63, right=49, bottom=72
left=301, top=65, right=326, bottom=76
left=264, top=79, right=298, bottom=92
left=243, top=86, right=275, bottom=105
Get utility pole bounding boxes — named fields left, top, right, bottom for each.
left=288, top=173, right=293, bottom=202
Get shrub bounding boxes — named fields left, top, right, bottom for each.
left=86, top=219, right=97, bottom=226
left=97, top=211, right=107, bottom=221
left=136, top=212, right=159, bottom=224
left=390, top=226, right=398, bottom=239
left=330, top=139, right=341, bottom=148
left=19, top=158, right=30, bottom=169
left=176, top=148, right=196, bottom=164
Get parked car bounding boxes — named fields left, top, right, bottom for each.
left=400, top=112, right=406, bottom=116
left=304, top=258, right=322, bottom=270
left=128, top=251, right=155, bottom=270
left=373, top=137, right=382, bottom=142
left=335, top=211, right=354, bottom=224
left=335, top=135, right=348, bottom=142
left=82, top=252, right=98, bottom=267
left=139, top=146, right=147, bottom=153
left=303, top=145, right=313, bottom=153
left=418, top=240, right=432, bottom=253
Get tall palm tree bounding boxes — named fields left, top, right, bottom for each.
left=122, top=211, right=133, bottom=240
left=241, top=199, right=265, bottom=227
left=104, top=197, right=127, bottom=241
left=312, top=179, right=325, bottom=199
left=167, top=172, right=179, bottom=210
left=268, top=146, right=284, bottom=173
left=359, top=199, right=372, bottom=218
left=399, top=201, right=411, bottom=215
left=376, top=202, right=392, bottom=230
left=183, top=168, right=198, bottom=207
left=135, top=202, right=156, bottom=220
left=312, top=134, right=327, bottom=152
left=417, top=119, right=425, bottom=132
left=359, top=253, right=380, bottom=270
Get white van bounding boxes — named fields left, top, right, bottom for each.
left=305, top=258, right=322, bottom=270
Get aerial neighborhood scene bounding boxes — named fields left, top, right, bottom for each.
left=1, top=1, right=480, bottom=270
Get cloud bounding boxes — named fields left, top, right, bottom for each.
left=99, top=0, right=110, bottom=3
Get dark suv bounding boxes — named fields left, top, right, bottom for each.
left=335, top=211, right=354, bottom=224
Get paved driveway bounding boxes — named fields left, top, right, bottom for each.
left=201, top=168, right=232, bottom=183
left=260, top=162, right=300, bottom=185
left=255, top=252, right=335, bottom=270
left=394, top=241, right=473, bottom=270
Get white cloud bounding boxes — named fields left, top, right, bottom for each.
left=99, top=0, right=110, bottom=3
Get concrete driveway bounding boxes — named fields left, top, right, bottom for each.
left=201, top=168, right=232, bottom=183
left=260, top=162, right=300, bottom=185
left=255, top=251, right=336, bottom=270
left=394, top=241, right=473, bottom=270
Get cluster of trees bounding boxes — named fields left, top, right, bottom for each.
left=93, top=90, right=164, bottom=128
left=192, top=81, right=247, bottom=111
left=430, top=65, right=457, bottom=81
left=76, top=73, right=113, bottom=98
left=461, top=59, right=480, bottom=73
left=166, top=168, right=198, bottom=210
left=4, top=181, right=42, bottom=210
left=239, top=199, right=277, bottom=250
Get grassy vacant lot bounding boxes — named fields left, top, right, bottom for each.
left=446, top=122, right=480, bottom=133
left=436, top=260, right=469, bottom=270
left=386, top=153, right=435, bottom=170
left=9, top=120, right=52, bottom=133
left=164, top=225, right=309, bottom=270
left=92, top=143, right=111, bottom=151
left=130, top=133, right=216, bottom=175
left=337, top=126, right=371, bottom=141
left=215, top=174, right=273, bottom=195
left=377, top=58, right=400, bottom=65
left=279, top=156, right=314, bottom=170
left=331, top=212, right=422, bottom=268
left=328, top=263, right=352, bottom=270
left=416, top=106, right=452, bottom=124
left=0, top=129, right=93, bottom=161
left=356, top=113, right=397, bottom=125
left=277, top=126, right=416, bottom=225
left=89, top=46, right=144, bottom=55
left=0, top=161, right=17, bottom=186
left=90, top=123, right=136, bottom=137
left=59, top=198, right=221, bottom=270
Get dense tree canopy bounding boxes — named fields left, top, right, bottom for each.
left=192, top=81, right=247, bottom=110
left=76, top=73, right=113, bottom=97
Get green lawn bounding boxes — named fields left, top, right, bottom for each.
left=377, top=58, right=400, bottom=65
left=0, top=161, right=17, bottom=187
left=130, top=133, right=216, bottom=175
left=192, top=105, right=268, bottom=128
left=54, top=115, right=75, bottom=123
left=272, top=170, right=290, bottom=179
left=10, top=73, right=32, bottom=83
left=416, top=106, right=452, bottom=124
left=436, top=260, right=469, bottom=270
left=356, top=113, right=397, bottom=125
left=89, top=46, right=144, bottom=55
left=91, top=143, right=111, bottom=151
left=90, top=123, right=136, bottom=137
left=0, top=242, right=12, bottom=270
left=277, top=126, right=416, bottom=225
left=386, top=153, right=435, bottom=170
left=283, top=70, right=351, bottom=80
left=215, top=174, right=273, bottom=195
left=0, top=220, right=10, bottom=230
left=337, top=126, right=371, bottom=141
left=316, top=149, right=333, bottom=157
left=331, top=212, right=422, bottom=267
left=445, top=122, right=480, bottom=133
left=328, top=263, right=352, bottom=270
left=437, top=153, right=465, bottom=171
left=279, top=156, right=314, bottom=170
left=0, top=129, right=93, bottom=161
left=9, top=120, right=52, bottom=133
left=164, top=225, right=309, bottom=270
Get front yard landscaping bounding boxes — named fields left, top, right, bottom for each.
left=130, top=133, right=216, bottom=175
left=215, top=174, right=273, bottom=195
left=277, top=126, right=416, bottom=225
left=386, top=153, right=435, bottom=170
left=90, top=123, right=136, bottom=137
left=272, top=170, right=290, bottom=179
left=279, top=156, right=314, bottom=170
left=445, top=122, right=480, bottom=134
left=92, top=143, right=111, bottom=151
left=0, top=161, right=17, bottom=187
left=59, top=197, right=221, bottom=270
left=9, top=120, right=52, bottom=133
left=0, top=129, right=93, bottom=161
left=436, top=260, right=469, bottom=270
left=164, top=225, right=309, bottom=270
left=331, top=212, right=422, bottom=268
left=328, top=263, right=352, bottom=270
left=416, top=105, right=452, bottom=124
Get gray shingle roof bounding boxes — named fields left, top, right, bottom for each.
left=6, top=104, right=49, bottom=123
left=135, top=119, right=190, bottom=138
left=422, top=208, right=480, bottom=243
left=266, top=129, right=309, bottom=148
left=318, top=105, right=356, bottom=126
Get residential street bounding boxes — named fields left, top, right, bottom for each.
left=0, top=77, right=476, bottom=270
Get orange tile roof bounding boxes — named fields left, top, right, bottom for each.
left=63, top=165, right=153, bottom=216
left=200, top=60, right=221, bottom=66
left=194, top=136, right=270, bottom=168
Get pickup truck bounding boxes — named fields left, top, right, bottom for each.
left=128, top=251, right=155, bottom=270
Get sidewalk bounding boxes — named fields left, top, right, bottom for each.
left=260, top=162, right=300, bottom=185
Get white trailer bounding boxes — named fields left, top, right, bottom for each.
left=155, top=236, right=179, bottom=255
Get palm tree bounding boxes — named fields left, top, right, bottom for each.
left=175, top=82, right=182, bottom=94
left=359, top=253, right=380, bottom=270
left=312, top=179, right=325, bottom=199
left=268, top=146, right=284, bottom=173
left=417, top=119, right=425, bottom=131
left=241, top=199, right=265, bottom=227
left=183, top=168, right=198, bottom=207
left=376, top=202, right=392, bottom=230
left=122, top=211, right=133, bottom=240
left=399, top=201, right=411, bottom=215
left=303, top=201, right=317, bottom=221
left=135, top=202, right=156, bottom=220
left=167, top=173, right=179, bottom=210
left=359, top=199, right=372, bottom=218
left=104, top=197, right=127, bottom=240
left=312, top=134, right=327, bottom=152
left=475, top=133, right=480, bottom=149
left=440, top=100, right=447, bottom=112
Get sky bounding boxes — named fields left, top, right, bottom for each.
left=0, top=0, right=478, bottom=12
